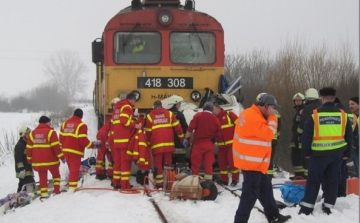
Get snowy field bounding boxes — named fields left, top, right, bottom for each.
left=0, top=104, right=359, bottom=223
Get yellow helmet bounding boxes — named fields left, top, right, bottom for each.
left=111, top=97, right=120, bottom=105
left=293, top=93, right=305, bottom=101
left=19, top=126, right=30, bottom=137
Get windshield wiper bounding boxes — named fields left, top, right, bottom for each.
left=191, top=23, right=206, bottom=55
left=122, top=22, right=140, bottom=55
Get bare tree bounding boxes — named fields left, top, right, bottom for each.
left=224, top=40, right=359, bottom=172
left=43, top=50, right=88, bottom=99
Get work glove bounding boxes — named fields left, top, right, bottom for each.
left=19, top=170, right=25, bottom=179
left=134, top=108, right=139, bottom=117
left=61, top=159, right=66, bottom=164
left=183, top=138, right=189, bottom=147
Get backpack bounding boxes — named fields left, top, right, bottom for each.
left=280, top=183, right=305, bottom=204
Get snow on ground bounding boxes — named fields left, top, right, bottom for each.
left=0, top=104, right=359, bottom=223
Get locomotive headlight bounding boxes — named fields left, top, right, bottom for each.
left=131, top=90, right=141, bottom=101
left=119, top=91, right=127, bottom=100
left=158, top=11, right=172, bottom=26
left=190, top=90, right=201, bottom=102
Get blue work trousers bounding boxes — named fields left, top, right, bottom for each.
left=300, top=153, right=342, bottom=214
left=234, top=170, right=278, bottom=223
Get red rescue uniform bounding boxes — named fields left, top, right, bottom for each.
left=95, top=121, right=113, bottom=178
left=26, top=123, right=64, bottom=197
left=145, top=108, right=184, bottom=186
left=187, top=110, right=223, bottom=180
left=215, top=108, right=239, bottom=184
left=60, top=116, right=94, bottom=190
left=112, top=99, right=136, bottom=189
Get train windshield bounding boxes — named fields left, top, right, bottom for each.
left=170, top=32, right=215, bottom=64
left=113, top=32, right=161, bottom=64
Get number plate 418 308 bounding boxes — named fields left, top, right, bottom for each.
left=137, top=77, right=193, bottom=89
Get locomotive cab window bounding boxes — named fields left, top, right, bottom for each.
left=114, top=32, right=161, bottom=64
left=170, top=32, right=215, bottom=64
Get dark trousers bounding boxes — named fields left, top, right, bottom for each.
left=267, top=140, right=277, bottom=180
left=351, top=148, right=359, bottom=177
left=300, top=153, right=342, bottom=214
left=17, top=176, right=35, bottom=192
left=234, top=171, right=278, bottom=223
left=338, top=159, right=348, bottom=197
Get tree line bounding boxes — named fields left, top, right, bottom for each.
left=224, top=41, right=359, bottom=171
left=0, top=50, right=89, bottom=113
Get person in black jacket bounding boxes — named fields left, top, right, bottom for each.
left=297, top=88, right=322, bottom=178
left=166, top=95, right=189, bottom=165
left=14, top=126, right=35, bottom=192
left=289, top=93, right=306, bottom=179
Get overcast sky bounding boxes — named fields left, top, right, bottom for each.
left=0, top=0, right=358, bottom=99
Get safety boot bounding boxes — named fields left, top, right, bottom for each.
left=215, top=179, right=228, bottom=186
left=267, top=213, right=291, bottom=223
left=95, top=174, right=107, bottom=181
left=230, top=180, right=238, bottom=186
left=322, top=204, right=332, bottom=215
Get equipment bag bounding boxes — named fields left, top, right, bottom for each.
left=170, top=175, right=203, bottom=200
left=280, top=183, right=305, bottom=204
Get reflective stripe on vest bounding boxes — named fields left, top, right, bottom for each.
left=221, top=111, right=235, bottom=129
left=348, top=113, right=357, bottom=132
left=272, top=113, right=281, bottom=140
left=232, top=147, right=271, bottom=163
left=311, top=109, right=347, bottom=151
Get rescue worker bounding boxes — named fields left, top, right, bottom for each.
left=333, top=98, right=356, bottom=197
left=183, top=101, right=223, bottom=181
left=297, top=88, right=322, bottom=178
left=95, top=120, right=113, bottom=180
left=233, top=94, right=291, bottom=223
left=348, top=96, right=359, bottom=177
left=289, top=93, right=306, bottom=179
left=299, top=87, right=352, bottom=215
left=26, top=116, right=65, bottom=198
left=212, top=102, right=239, bottom=186
left=162, top=95, right=189, bottom=165
left=112, top=92, right=142, bottom=190
left=255, top=93, right=281, bottom=181
left=145, top=100, right=184, bottom=188
left=60, top=109, right=98, bottom=192
left=108, top=97, right=120, bottom=187
left=14, top=126, right=35, bottom=192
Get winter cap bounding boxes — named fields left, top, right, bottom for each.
left=258, top=94, right=281, bottom=109
left=349, top=97, right=359, bottom=105
left=74, top=108, right=83, bottom=118
left=319, top=87, right=336, bottom=96
left=39, top=116, right=51, bottom=124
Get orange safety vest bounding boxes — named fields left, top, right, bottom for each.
left=232, top=104, right=277, bottom=174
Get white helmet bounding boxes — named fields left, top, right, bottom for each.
left=305, top=88, right=319, bottom=100
left=19, top=126, right=30, bottom=137
left=167, top=95, right=184, bottom=105
left=111, top=97, right=120, bottom=105
left=256, top=92, right=267, bottom=102
left=293, top=93, right=305, bottom=101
